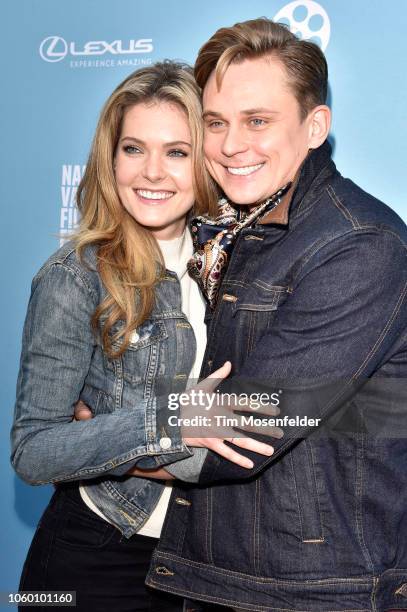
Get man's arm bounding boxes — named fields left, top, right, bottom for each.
left=198, top=229, right=407, bottom=484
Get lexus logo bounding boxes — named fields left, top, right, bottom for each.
left=39, top=36, right=68, bottom=62
left=39, top=35, right=154, bottom=63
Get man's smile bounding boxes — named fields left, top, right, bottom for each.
left=225, top=163, right=265, bottom=176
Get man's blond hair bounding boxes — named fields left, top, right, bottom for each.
left=195, top=18, right=328, bottom=120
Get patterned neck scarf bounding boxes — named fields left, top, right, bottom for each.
left=187, top=183, right=291, bottom=309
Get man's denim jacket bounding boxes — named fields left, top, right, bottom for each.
left=11, top=243, right=198, bottom=537
left=147, top=142, right=407, bottom=611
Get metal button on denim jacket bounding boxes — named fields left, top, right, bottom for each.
left=11, top=242, right=196, bottom=536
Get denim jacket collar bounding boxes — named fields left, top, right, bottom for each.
left=259, top=139, right=336, bottom=225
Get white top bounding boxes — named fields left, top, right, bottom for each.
left=80, top=229, right=207, bottom=538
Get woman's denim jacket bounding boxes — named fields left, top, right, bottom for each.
left=11, top=243, right=198, bottom=537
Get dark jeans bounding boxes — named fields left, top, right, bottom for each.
left=19, top=484, right=183, bottom=611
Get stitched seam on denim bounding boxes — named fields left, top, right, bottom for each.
left=327, top=185, right=361, bottom=229
left=56, top=262, right=99, bottom=303
left=148, top=576, right=372, bottom=611
left=226, top=232, right=263, bottom=285
left=206, top=488, right=214, bottom=564
left=125, top=323, right=167, bottom=351
left=146, top=581, right=269, bottom=611
left=202, top=285, right=231, bottom=375
left=95, top=388, right=111, bottom=413
left=233, top=377, right=355, bottom=479
left=223, top=280, right=248, bottom=288
left=254, top=478, right=261, bottom=576
left=291, top=228, right=356, bottom=275
left=176, top=498, right=189, bottom=556
left=237, top=304, right=278, bottom=312
left=148, top=580, right=372, bottom=612
left=247, top=311, right=255, bottom=357
left=151, top=550, right=375, bottom=586
left=32, top=246, right=74, bottom=283
left=293, top=190, right=325, bottom=221
left=151, top=309, right=183, bottom=317
left=355, top=435, right=374, bottom=572
left=354, top=225, right=407, bottom=249
left=59, top=245, right=77, bottom=263
left=308, top=439, right=325, bottom=541
left=302, top=439, right=324, bottom=541
left=144, top=394, right=159, bottom=452
left=294, top=161, right=336, bottom=215
left=290, top=228, right=405, bottom=307
left=102, top=479, right=149, bottom=518
left=113, top=355, right=123, bottom=409
left=371, top=576, right=379, bottom=612
left=252, top=282, right=288, bottom=292
left=43, top=444, right=158, bottom=484
left=144, top=344, right=155, bottom=400
left=353, top=282, right=407, bottom=378
left=289, top=452, right=304, bottom=541
left=148, top=579, right=371, bottom=612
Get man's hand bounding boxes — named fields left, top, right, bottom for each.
left=181, top=362, right=282, bottom=469
left=125, top=466, right=175, bottom=479
left=73, top=400, right=93, bottom=420
left=73, top=362, right=283, bottom=471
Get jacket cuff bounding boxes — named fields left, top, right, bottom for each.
left=136, top=394, right=193, bottom=469
left=165, top=448, right=208, bottom=482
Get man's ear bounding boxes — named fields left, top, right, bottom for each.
left=308, top=105, right=331, bottom=149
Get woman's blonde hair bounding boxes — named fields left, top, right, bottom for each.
left=75, top=61, right=217, bottom=357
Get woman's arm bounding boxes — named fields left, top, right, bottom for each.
left=11, top=261, right=191, bottom=485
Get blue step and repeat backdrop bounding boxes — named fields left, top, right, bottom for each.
left=1, top=0, right=406, bottom=604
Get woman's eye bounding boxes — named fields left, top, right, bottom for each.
left=168, top=149, right=188, bottom=158
left=123, top=145, right=142, bottom=154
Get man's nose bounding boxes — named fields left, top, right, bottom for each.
left=142, top=152, right=166, bottom=182
left=221, top=126, right=248, bottom=157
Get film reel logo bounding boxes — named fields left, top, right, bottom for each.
left=274, top=1, right=331, bottom=51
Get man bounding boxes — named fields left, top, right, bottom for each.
left=145, top=18, right=407, bottom=612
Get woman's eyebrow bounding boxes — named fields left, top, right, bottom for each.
left=165, top=141, right=192, bottom=147
left=119, top=137, right=191, bottom=147
left=119, top=136, right=144, bottom=144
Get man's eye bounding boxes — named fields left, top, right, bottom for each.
left=123, top=145, right=142, bottom=154
left=207, top=121, right=224, bottom=129
left=168, top=149, right=188, bottom=157
left=250, top=118, right=267, bottom=127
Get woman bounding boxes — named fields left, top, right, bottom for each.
left=11, top=62, right=274, bottom=611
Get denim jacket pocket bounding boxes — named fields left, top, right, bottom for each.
left=105, top=319, right=168, bottom=386
left=231, top=281, right=289, bottom=314
left=289, top=439, right=325, bottom=543
left=230, top=283, right=290, bottom=356
left=79, top=383, right=114, bottom=415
